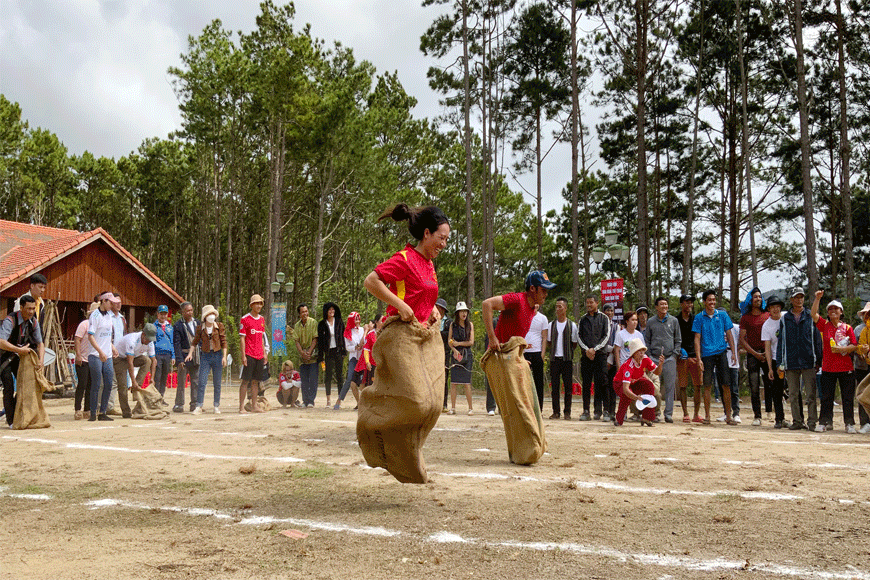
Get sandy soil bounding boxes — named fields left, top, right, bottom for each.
left=2, top=386, right=869, bottom=580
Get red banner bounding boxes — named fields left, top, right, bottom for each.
left=601, top=278, right=625, bottom=322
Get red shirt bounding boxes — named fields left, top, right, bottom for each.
left=816, top=318, right=856, bottom=373
left=355, top=330, right=378, bottom=372
left=494, top=292, right=536, bottom=344
left=239, top=313, right=266, bottom=359
left=374, top=244, right=439, bottom=324
left=614, top=356, right=657, bottom=388
left=739, top=311, right=769, bottom=352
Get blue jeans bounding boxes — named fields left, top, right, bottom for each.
left=197, top=350, right=223, bottom=408
left=338, top=357, right=357, bottom=401
left=300, top=362, right=319, bottom=405
left=88, top=354, right=114, bottom=414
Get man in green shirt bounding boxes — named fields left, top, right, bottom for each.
left=293, top=304, right=319, bottom=407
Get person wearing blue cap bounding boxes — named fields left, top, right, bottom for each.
left=482, top=270, right=556, bottom=353
left=153, top=305, right=175, bottom=399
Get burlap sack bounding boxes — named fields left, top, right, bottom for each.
left=130, top=383, right=169, bottom=420
left=12, top=350, right=51, bottom=430
left=480, top=336, right=547, bottom=465
left=356, top=316, right=444, bottom=483
left=245, top=396, right=272, bottom=412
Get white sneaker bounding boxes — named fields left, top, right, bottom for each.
left=716, top=414, right=727, bottom=422
left=733, top=414, right=742, bottom=424
left=487, top=410, right=495, bottom=416
left=814, top=424, right=826, bottom=432
left=192, top=407, right=202, bottom=415
left=305, top=403, right=314, bottom=409
left=846, top=424, right=856, bottom=434
left=467, top=409, right=474, bottom=416
left=213, top=407, right=221, bottom=414
left=751, top=418, right=761, bottom=426
left=858, top=423, right=870, bottom=434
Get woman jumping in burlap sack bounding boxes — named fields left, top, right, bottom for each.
left=358, top=204, right=450, bottom=484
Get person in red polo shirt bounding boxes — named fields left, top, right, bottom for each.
left=482, top=270, right=556, bottom=351
left=811, top=290, right=858, bottom=433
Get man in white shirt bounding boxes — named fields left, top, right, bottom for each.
left=113, top=324, right=158, bottom=418
left=88, top=292, right=119, bottom=421
left=524, top=304, right=549, bottom=410
left=108, top=293, right=126, bottom=415
left=761, top=296, right=788, bottom=428
left=547, top=297, right=579, bottom=420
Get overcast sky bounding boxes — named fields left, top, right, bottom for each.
left=1, top=0, right=576, bottom=216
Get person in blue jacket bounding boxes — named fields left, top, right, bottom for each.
left=776, top=287, right=823, bottom=430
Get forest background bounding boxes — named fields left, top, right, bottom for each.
left=2, top=0, right=869, bottom=348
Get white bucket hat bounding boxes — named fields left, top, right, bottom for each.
left=628, top=338, right=647, bottom=358
left=455, top=301, right=469, bottom=314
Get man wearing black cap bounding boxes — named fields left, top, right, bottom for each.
left=761, top=296, right=789, bottom=428
left=676, top=295, right=702, bottom=422
left=635, top=305, right=649, bottom=333
left=483, top=271, right=556, bottom=352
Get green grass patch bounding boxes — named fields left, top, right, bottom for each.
left=288, top=464, right=334, bottom=479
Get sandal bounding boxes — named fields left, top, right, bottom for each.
left=702, top=418, right=711, bottom=425
left=682, top=416, right=691, bottom=423
left=692, top=415, right=703, bottom=423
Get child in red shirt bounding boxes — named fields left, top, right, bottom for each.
left=277, top=360, right=301, bottom=408
left=613, top=338, right=665, bottom=426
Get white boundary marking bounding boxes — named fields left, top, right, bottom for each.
left=79, top=496, right=869, bottom=580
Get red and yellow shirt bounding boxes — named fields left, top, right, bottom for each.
left=375, top=244, right=439, bottom=324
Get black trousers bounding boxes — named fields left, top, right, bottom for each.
left=1, top=358, right=19, bottom=426
left=604, top=363, right=617, bottom=415
left=581, top=352, right=608, bottom=415
left=524, top=351, right=545, bottom=409
left=323, top=348, right=344, bottom=397
left=746, top=355, right=772, bottom=419
left=769, top=362, right=786, bottom=423
left=550, top=357, right=574, bottom=415
left=74, top=361, right=91, bottom=412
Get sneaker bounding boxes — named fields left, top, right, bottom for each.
left=213, top=407, right=220, bottom=414
left=172, top=405, right=184, bottom=413
left=814, top=424, right=826, bottom=432
left=448, top=409, right=455, bottom=415
left=593, top=413, right=602, bottom=421
left=107, top=408, right=123, bottom=416
left=97, top=414, right=113, bottom=421
left=578, top=413, right=591, bottom=421
left=549, top=413, right=561, bottom=420
left=601, top=412, right=611, bottom=422
left=467, top=409, right=474, bottom=416
left=487, top=410, right=495, bottom=416
left=788, top=422, right=804, bottom=431
left=664, top=417, right=674, bottom=423
left=88, top=414, right=97, bottom=422
left=716, top=414, right=727, bottom=422
left=732, top=414, right=742, bottom=424
left=858, top=423, right=870, bottom=434
left=774, top=421, right=783, bottom=429
left=442, top=406, right=449, bottom=413
left=751, top=418, right=762, bottom=426
left=564, top=414, right=571, bottom=420
left=846, top=424, right=856, bottom=434
left=333, top=403, right=341, bottom=410
left=192, top=407, right=202, bottom=415
left=305, top=404, right=314, bottom=409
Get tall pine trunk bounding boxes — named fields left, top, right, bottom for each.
left=462, top=1, right=476, bottom=304
left=736, top=0, right=758, bottom=288
left=835, top=0, right=854, bottom=296
left=683, top=0, right=706, bottom=296
left=635, top=0, right=651, bottom=305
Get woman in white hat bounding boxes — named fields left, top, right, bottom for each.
left=448, top=301, right=475, bottom=415
left=188, top=304, right=227, bottom=414
left=612, top=338, right=664, bottom=426
left=811, top=291, right=859, bottom=433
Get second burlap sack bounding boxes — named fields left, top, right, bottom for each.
left=130, top=383, right=169, bottom=420
left=481, top=336, right=547, bottom=465
left=12, top=350, right=51, bottom=430
left=356, top=316, right=444, bottom=484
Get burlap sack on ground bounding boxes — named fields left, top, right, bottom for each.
left=245, top=396, right=272, bottom=412
left=481, top=336, right=547, bottom=465
left=130, top=383, right=169, bottom=420
left=356, top=316, right=444, bottom=484
left=12, top=350, right=51, bottom=430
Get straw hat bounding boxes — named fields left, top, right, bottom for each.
left=628, top=338, right=648, bottom=358
left=857, top=302, right=870, bottom=318
left=201, top=304, right=219, bottom=321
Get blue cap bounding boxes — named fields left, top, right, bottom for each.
left=525, top=270, right=556, bottom=290
left=157, top=305, right=169, bottom=313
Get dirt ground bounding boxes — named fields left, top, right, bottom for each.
left=2, top=384, right=869, bottom=580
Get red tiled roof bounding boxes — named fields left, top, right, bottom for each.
left=0, top=219, right=184, bottom=304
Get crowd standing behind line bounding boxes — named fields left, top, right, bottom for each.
left=2, top=268, right=869, bottom=436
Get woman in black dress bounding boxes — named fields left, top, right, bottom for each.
left=449, top=302, right=475, bottom=415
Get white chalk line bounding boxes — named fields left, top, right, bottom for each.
left=81, top=496, right=869, bottom=580
left=7, top=435, right=867, bottom=505
left=2, top=435, right=305, bottom=463
left=0, top=485, right=51, bottom=500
